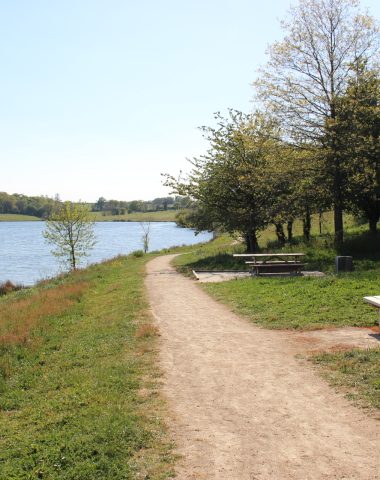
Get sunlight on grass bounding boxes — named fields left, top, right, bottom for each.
left=0, top=255, right=174, bottom=479
left=311, top=348, right=380, bottom=410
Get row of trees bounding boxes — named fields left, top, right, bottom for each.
left=0, top=192, right=192, bottom=218
left=165, top=0, right=380, bottom=251
left=0, top=192, right=59, bottom=218
left=92, top=196, right=192, bottom=215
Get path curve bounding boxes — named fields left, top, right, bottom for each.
left=145, top=255, right=379, bottom=480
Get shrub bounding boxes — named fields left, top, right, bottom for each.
left=0, top=280, right=23, bottom=297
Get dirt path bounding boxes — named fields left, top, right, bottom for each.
left=145, top=255, right=379, bottom=480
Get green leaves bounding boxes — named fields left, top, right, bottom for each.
left=44, top=202, right=96, bottom=271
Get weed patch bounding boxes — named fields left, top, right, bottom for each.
left=136, top=323, right=160, bottom=338
left=311, top=348, right=380, bottom=410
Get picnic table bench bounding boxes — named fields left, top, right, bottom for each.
left=363, top=296, right=380, bottom=325
left=233, top=253, right=305, bottom=276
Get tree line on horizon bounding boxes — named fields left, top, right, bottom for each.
left=91, top=195, right=191, bottom=215
left=165, top=0, right=380, bottom=252
left=0, top=192, right=191, bottom=219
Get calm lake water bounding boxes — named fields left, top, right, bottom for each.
left=0, top=222, right=212, bottom=286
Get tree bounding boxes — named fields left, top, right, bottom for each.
left=140, top=222, right=150, bottom=253
left=93, top=196, right=107, bottom=211
left=44, top=202, right=96, bottom=270
left=254, top=0, right=379, bottom=248
left=165, top=110, right=283, bottom=252
left=334, top=64, right=380, bottom=235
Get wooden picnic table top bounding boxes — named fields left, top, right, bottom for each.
left=364, top=295, right=380, bottom=307
left=233, top=253, right=305, bottom=257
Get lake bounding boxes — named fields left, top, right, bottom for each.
left=0, top=222, right=212, bottom=286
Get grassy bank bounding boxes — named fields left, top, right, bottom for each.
left=0, top=214, right=41, bottom=221
left=0, top=254, right=174, bottom=479
left=91, top=210, right=182, bottom=222
left=0, top=210, right=183, bottom=223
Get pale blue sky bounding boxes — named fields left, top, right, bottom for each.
left=1, top=0, right=380, bottom=201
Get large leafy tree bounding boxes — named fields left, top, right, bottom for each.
left=254, top=0, right=379, bottom=248
left=165, top=111, right=285, bottom=251
left=334, top=65, right=380, bottom=235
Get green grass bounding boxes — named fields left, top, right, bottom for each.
left=91, top=210, right=183, bottom=222
left=174, top=234, right=247, bottom=273
left=311, top=348, right=380, bottom=410
left=173, top=215, right=380, bottom=330
left=0, top=255, right=175, bottom=479
left=201, top=272, right=380, bottom=330
left=0, top=210, right=183, bottom=223
left=0, top=214, right=41, bottom=221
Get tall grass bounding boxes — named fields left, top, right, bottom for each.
left=0, top=282, right=87, bottom=346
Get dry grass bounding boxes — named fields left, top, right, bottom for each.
left=135, top=323, right=160, bottom=338
left=0, top=282, right=88, bottom=345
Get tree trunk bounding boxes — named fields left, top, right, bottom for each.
left=245, top=230, right=259, bottom=252
left=334, top=204, right=344, bottom=250
left=275, top=223, right=286, bottom=246
left=332, top=147, right=344, bottom=249
left=303, top=208, right=311, bottom=242
left=318, top=211, right=323, bottom=235
left=71, top=248, right=76, bottom=270
left=287, top=221, right=293, bottom=243
left=368, top=214, right=379, bottom=237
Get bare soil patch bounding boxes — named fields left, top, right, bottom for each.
left=146, top=255, right=379, bottom=480
left=290, top=326, right=380, bottom=354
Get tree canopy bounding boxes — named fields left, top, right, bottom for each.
left=44, top=202, right=96, bottom=271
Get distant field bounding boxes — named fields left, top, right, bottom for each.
left=91, top=209, right=182, bottom=222
left=0, top=214, right=41, bottom=221
left=0, top=210, right=182, bottom=223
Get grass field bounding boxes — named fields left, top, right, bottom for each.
left=91, top=210, right=182, bottom=222
left=0, top=254, right=175, bottom=479
left=202, top=273, right=380, bottom=330
left=0, top=210, right=182, bottom=223
left=174, top=214, right=380, bottom=330
left=0, top=214, right=41, bottom=221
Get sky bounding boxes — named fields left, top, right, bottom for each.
left=1, top=0, right=380, bottom=202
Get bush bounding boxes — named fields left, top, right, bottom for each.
left=131, top=250, right=144, bottom=258
left=0, top=280, right=23, bottom=297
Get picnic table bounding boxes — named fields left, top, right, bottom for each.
left=233, top=253, right=305, bottom=276
left=363, top=296, right=380, bottom=325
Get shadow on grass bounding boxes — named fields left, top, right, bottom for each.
left=178, top=230, right=380, bottom=275
left=265, top=231, right=380, bottom=273
left=177, top=253, right=248, bottom=273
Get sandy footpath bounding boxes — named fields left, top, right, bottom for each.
left=145, top=255, right=379, bottom=480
